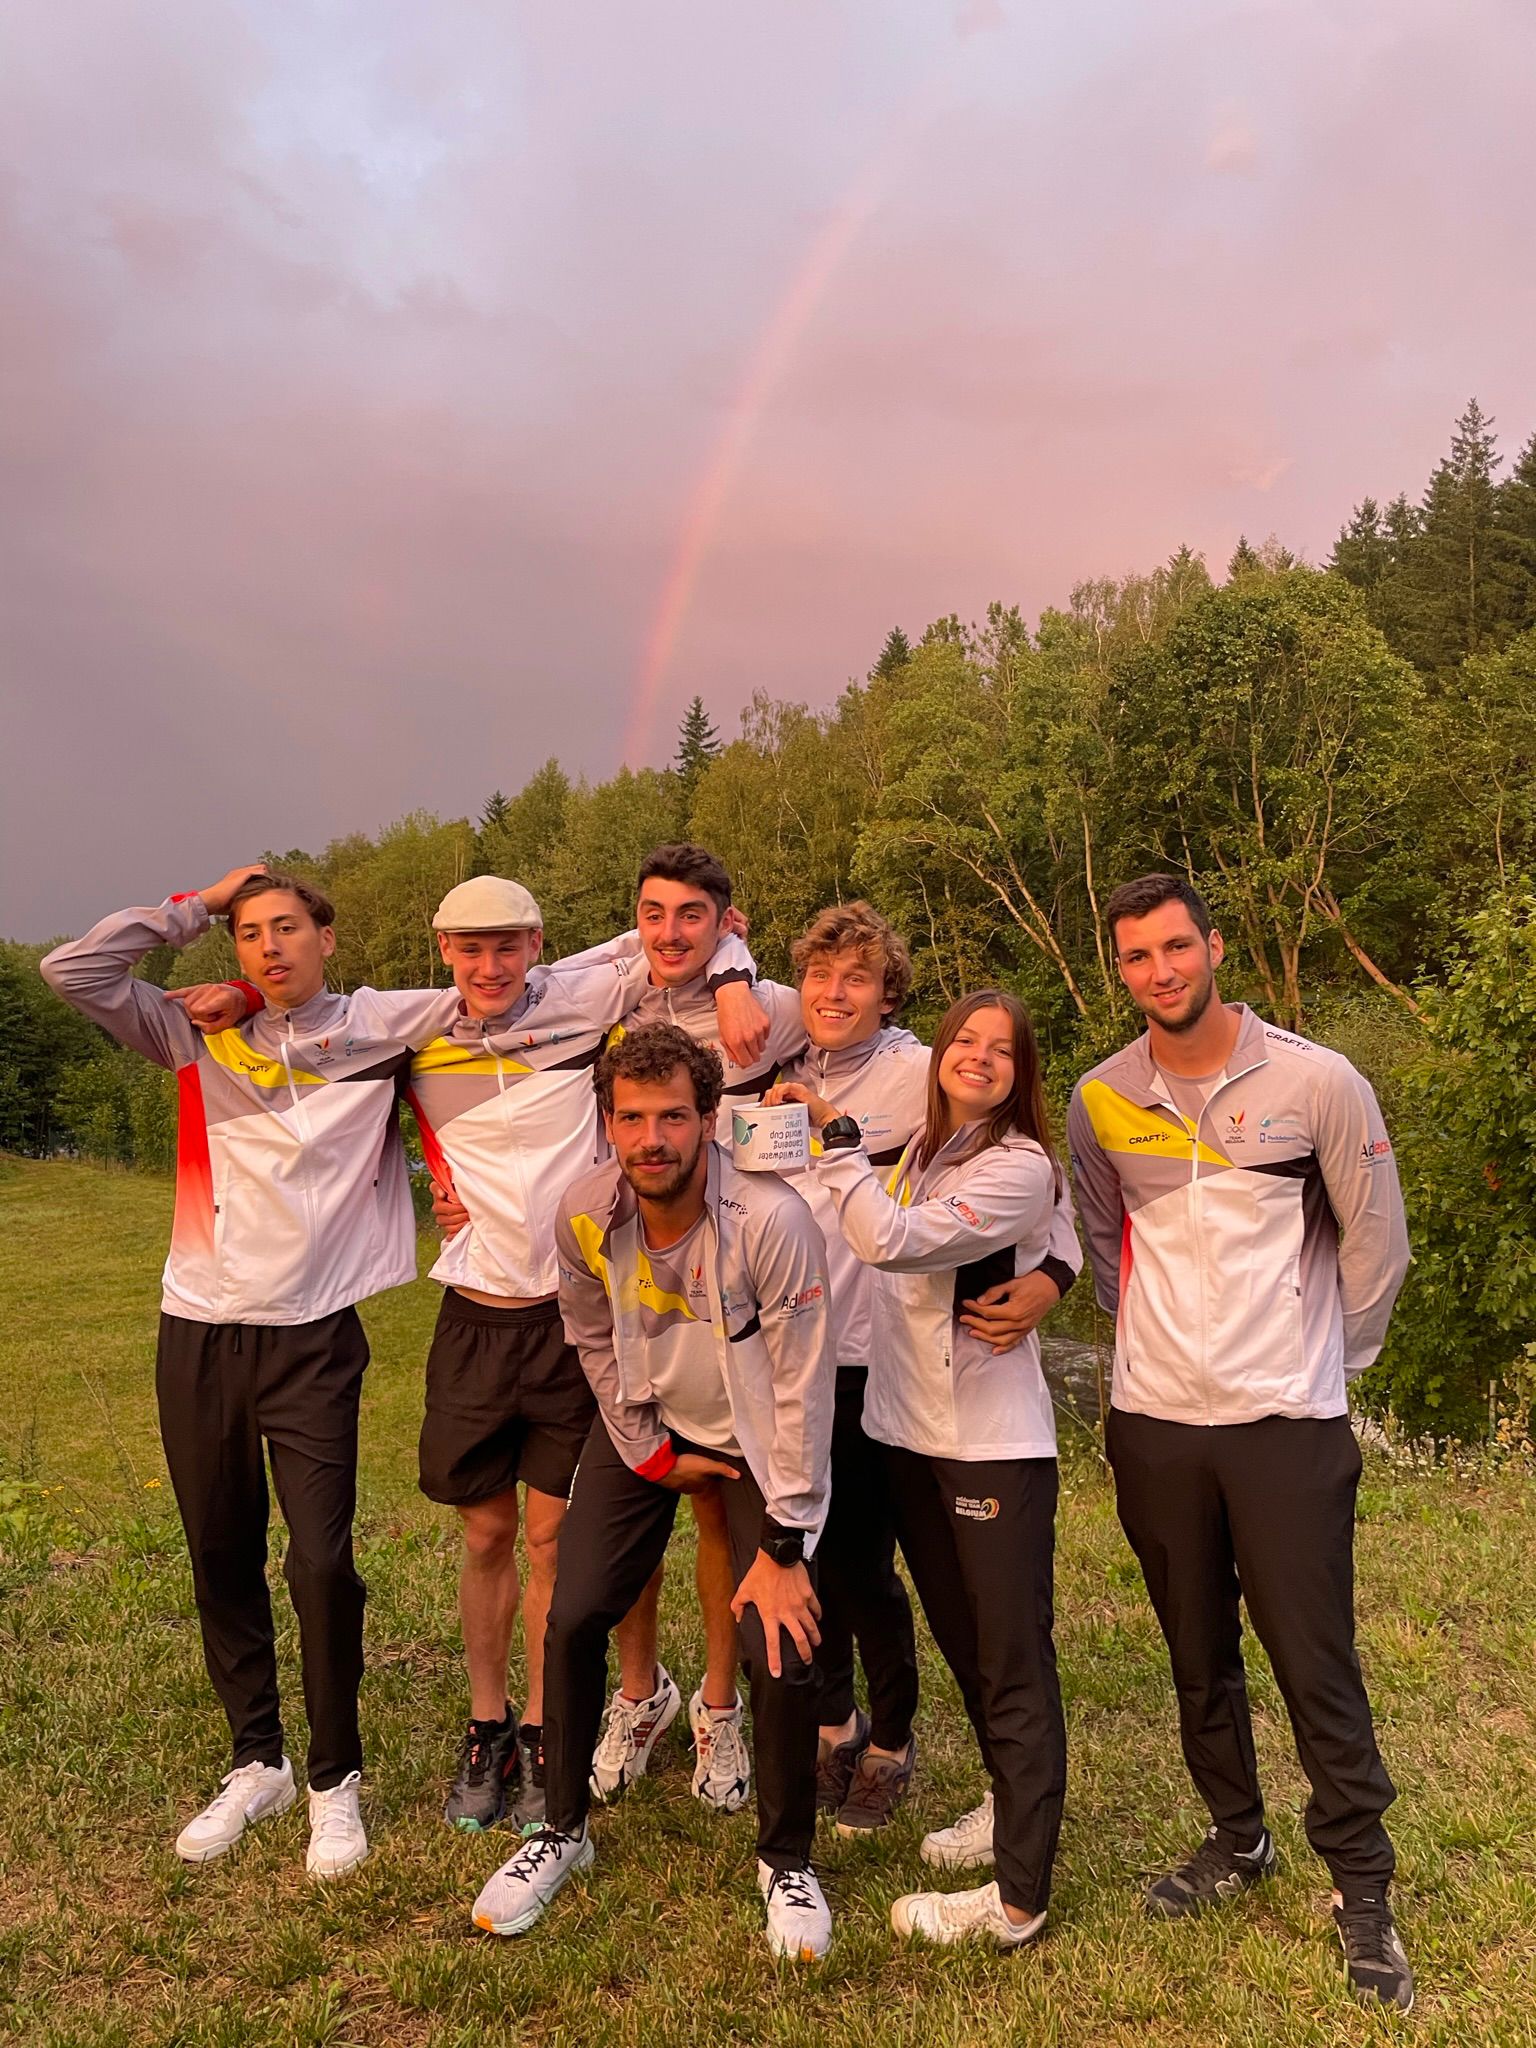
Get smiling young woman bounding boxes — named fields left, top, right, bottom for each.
left=779, top=987, right=1071, bottom=1952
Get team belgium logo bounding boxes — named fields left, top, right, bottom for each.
left=954, top=1495, right=1001, bottom=1521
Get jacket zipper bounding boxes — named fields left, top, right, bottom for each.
left=280, top=1012, right=319, bottom=1302
left=1155, top=1057, right=1266, bottom=1422
left=489, top=1022, right=534, bottom=1291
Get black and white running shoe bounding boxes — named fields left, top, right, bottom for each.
left=1334, top=1888, right=1415, bottom=2012
left=472, top=1825, right=594, bottom=1935
left=757, top=1859, right=832, bottom=1961
left=1145, top=1827, right=1275, bottom=1918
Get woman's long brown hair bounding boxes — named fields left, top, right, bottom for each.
left=915, top=988, right=1060, bottom=1193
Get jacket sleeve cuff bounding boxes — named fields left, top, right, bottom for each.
left=704, top=965, right=755, bottom=993
left=228, top=979, right=265, bottom=1016
left=635, top=1438, right=678, bottom=1482
left=1037, top=1254, right=1077, bottom=1299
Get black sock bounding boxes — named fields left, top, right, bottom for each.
left=469, top=1702, right=514, bottom=1738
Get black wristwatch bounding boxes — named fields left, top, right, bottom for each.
left=760, top=1522, right=805, bottom=1568
left=820, top=1114, right=862, bottom=1151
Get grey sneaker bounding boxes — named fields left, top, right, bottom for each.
left=836, top=1734, right=916, bottom=1836
left=444, top=1713, right=522, bottom=1832
left=815, top=1710, right=870, bottom=1814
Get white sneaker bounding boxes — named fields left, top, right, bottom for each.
left=589, top=1664, right=681, bottom=1801
left=472, top=1825, right=595, bottom=1935
left=920, top=1789, right=994, bottom=1869
left=892, top=1878, right=1045, bottom=1950
left=689, top=1688, right=751, bottom=1813
left=305, top=1770, right=368, bottom=1877
left=174, top=1757, right=296, bottom=1864
left=758, top=1859, right=832, bottom=1962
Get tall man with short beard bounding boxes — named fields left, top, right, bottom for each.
left=1067, top=873, right=1414, bottom=2012
left=470, top=1024, right=836, bottom=1961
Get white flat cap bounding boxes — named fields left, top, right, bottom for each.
left=432, top=876, right=543, bottom=932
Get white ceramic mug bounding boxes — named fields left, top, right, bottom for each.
left=730, top=1100, right=811, bottom=1172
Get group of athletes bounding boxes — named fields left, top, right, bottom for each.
left=40, top=842, right=1415, bottom=2011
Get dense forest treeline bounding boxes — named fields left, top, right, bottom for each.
left=4, top=402, right=1534, bottom=1440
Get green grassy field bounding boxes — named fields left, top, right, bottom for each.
left=1, top=1156, right=1534, bottom=2048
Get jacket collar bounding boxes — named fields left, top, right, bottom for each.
left=1109, top=1002, right=1269, bottom=1107
left=803, top=1023, right=921, bottom=1084
left=257, top=986, right=349, bottom=1038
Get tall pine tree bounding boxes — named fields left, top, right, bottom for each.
left=872, top=626, right=912, bottom=677
left=1492, top=431, right=1536, bottom=637
left=674, top=695, right=722, bottom=824
left=1396, top=399, right=1507, bottom=672
left=1227, top=535, right=1263, bottom=580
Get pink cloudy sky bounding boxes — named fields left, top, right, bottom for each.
left=4, top=0, right=1534, bottom=937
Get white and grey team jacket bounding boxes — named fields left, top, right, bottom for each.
left=816, top=1127, right=1062, bottom=1463
left=774, top=1023, right=1083, bottom=1371
left=555, top=1144, right=835, bottom=1553
left=1067, top=1004, right=1410, bottom=1426
left=40, top=894, right=462, bottom=1326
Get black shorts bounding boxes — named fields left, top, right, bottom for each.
left=418, top=1291, right=596, bottom=1508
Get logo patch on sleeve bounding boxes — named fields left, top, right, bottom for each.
left=946, top=1197, right=990, bottom=1230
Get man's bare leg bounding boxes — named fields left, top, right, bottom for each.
left=690, top=1485, right=740, bottom=1708
left=614, top=1563, right=665, bottom=1700
left=459, top=1489, right=522, bottom=1720
left=520, top=1487, right=566, bottom=1723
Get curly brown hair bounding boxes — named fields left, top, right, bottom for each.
left=790, top=900, right=913, bottom=1016
left=595, top=1022, right=724, bottom=1118
left=225, top=868, right=336, bottom=933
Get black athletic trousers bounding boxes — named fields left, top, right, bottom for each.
left=815, top=1367, right=920, bottom=1748
left=883, top=1445, right=1065, bottom=1915
left=1105, top=1408, right=1396, bottom=1888
left=155, top=1309, right=369, bottom=1790
left=543, top=1417, right=821, bottom=1870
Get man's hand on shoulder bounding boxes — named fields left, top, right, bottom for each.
left=163, top=983, right=251, bottom=1032
left=731, top=1553, right=821, bottom=1677
left=197, top=865, right=270, bottom=916
left=713, top=979, right=770, bottom=1071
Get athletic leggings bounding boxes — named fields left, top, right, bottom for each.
left=883, top=1444, right=1066, bottom=1915
left=815, top=1367, right=919, bottom=1748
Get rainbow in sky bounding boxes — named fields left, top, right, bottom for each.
left=622, top=84, right=952, bottom=768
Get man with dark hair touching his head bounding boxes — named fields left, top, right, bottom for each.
left=470, top=1023, right=836, bottom=1962
left=41, top=864, right=467, bottom=1878
left=1067, top=872, right=1413, bottom=2011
